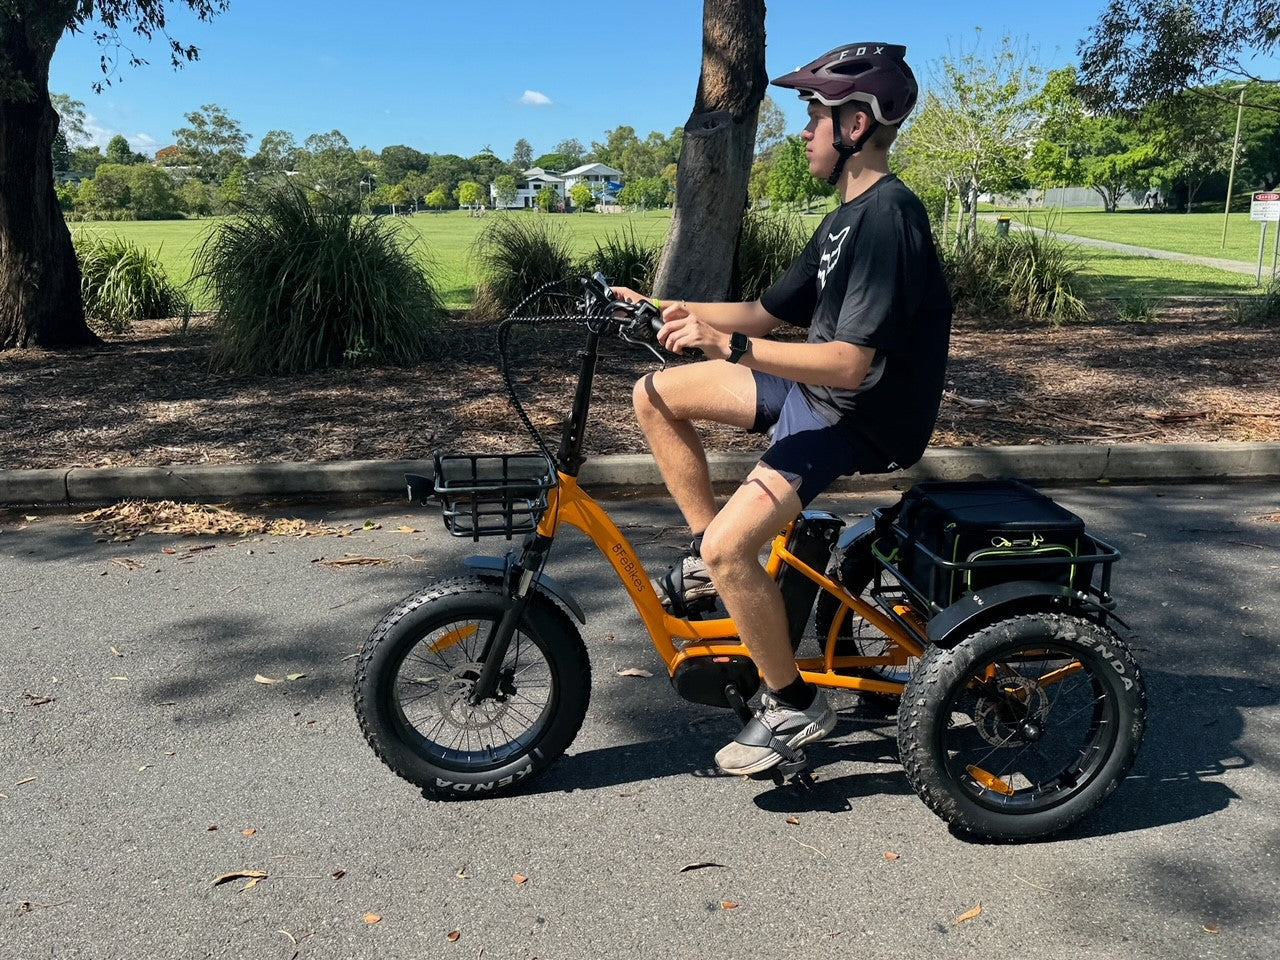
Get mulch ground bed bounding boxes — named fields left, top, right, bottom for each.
left=2, top=304, right=1277, bottom=472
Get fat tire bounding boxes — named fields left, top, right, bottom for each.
left=897, top=612, right=1146, bottom=841
left=353, top=578, right=590, bottom=798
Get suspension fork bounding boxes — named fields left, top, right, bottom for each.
left=467, top=532, right=553, bottom=704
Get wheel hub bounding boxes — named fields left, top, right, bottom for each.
left=974, top=675, right=1050, bottom=746
left=436, top=662, right=513, bottom=731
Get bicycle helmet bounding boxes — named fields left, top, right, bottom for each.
left=771, top=43, right=918, bottom=184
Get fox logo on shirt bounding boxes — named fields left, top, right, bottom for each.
left=817, top=226, right=850, bottom=291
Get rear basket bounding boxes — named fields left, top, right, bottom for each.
left=423, top=452, right=556, bottom=541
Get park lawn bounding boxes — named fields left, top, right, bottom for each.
left=72, top=211, right=675, bottom=310
left=990, top=208, right=1279, bottom=265
left=70, top=207, right=1269, bottom=311
left=1071, top=247, right=1260, bottom=299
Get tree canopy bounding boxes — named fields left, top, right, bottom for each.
left=1078, top=0, right=1279, bottom=111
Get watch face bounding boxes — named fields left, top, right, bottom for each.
left=732, top=332, right=748, bottom=351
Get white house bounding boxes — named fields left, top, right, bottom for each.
left=490, top=167, right=566, bottom=209
left=562, top=162, right=624, bottom=204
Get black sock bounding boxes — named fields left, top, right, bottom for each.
left=771, top=676, right=815, bottom=711
left=690, top=533, right=705, bottom=557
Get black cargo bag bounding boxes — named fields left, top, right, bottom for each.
left=878, top=479, right=1089, bottom=609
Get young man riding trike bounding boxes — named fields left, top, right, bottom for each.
left=352, top=43, right=1146, bottom=841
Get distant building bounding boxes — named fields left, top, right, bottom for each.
left=490, top=167, right=566, bottom=209
left=561, top=162, right=624, bottom=207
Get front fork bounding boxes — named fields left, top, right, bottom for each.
left=467, top=532, right=552, bottom=704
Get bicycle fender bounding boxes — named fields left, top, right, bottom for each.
left=463, top=555, right=587, bottom=624
left=832, top=515, right=876, bottom=555
left=927, top=580, right=1088, bottom=648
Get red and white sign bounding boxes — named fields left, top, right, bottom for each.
left=1252, top=192, right=1280, bottom=221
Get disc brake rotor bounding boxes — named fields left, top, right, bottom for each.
left=973, top=674, right=1051, bottom=747
left=435, top=661, right=512, bottom=732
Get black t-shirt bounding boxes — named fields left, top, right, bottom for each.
left=760, top=174, right=952, bottom=470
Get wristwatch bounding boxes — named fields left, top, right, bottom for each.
left=727, top=331, right=751, bottom=364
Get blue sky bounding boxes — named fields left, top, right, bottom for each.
left=42, top=1, right=1242, bottom=160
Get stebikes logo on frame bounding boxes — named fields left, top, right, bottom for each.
left=611, top=542, right=647, bottom=593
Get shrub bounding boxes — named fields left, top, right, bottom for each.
left=470, top=213, right=576, bottom=319
left=941, top=228, right=1089, bottom=325
left=577, top=225, right=661, bottom=291
left=1116, top=295, right=1159, bottom=323
left=73, top=233, right=190, bottom=335
left=735, top=208, right=809, bottom=302
left=1231, top=276, right=1280, bottom=326
left=192, top=186, right=448, bottom=374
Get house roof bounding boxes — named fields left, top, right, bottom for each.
left=521, top=167, right=564, bottom=183
left=563, top=162, right=623, bottom=177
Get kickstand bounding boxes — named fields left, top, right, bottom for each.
left=724, top=683, right=815, bottom=789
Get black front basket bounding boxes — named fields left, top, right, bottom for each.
left=415, top=452, right=557, bottom=541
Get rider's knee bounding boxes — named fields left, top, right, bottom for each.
left=698, top=526, right=752, bottom=575
left=632, top=372, right=664, bottom=422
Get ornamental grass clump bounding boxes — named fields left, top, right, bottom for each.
left=942, top=227, right=1089, bottom=325
left=470, top=214, right=576, bottom=320
left=73, top=234, right=190, bottom=335
left=736, top=209, right=809, bottom=302
left=193, top=187, right=448, bottom=373
left=578, top=225, right=661, bottom=292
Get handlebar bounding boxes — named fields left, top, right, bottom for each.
left=580, top=272, right=701, bottom=360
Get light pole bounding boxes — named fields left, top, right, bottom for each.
left=1221, top=83, right=1249, bottom=249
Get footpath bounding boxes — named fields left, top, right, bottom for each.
left=3, top=442, right=1280, bottom=507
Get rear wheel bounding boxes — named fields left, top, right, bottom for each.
left=353, top=579, right=590, bottom=798
left=898, top=613, right=1145, bottom=841
left=813, top=541, right=913, bottom=710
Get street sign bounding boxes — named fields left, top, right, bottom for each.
left=1251, top=192, right=1280, bottom=221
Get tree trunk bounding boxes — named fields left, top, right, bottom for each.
left=652, top=0, right=766, bottom=302
left=0, top=14, right=96, bottom=349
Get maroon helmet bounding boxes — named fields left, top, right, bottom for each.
left=771, top=43, right=918, bottom=126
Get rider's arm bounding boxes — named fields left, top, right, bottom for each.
left=609, top=286, right=782, bottom=338
left=735, top=337, right=875, bottom=392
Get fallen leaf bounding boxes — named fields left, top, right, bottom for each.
left=362, top=521, right=381, bottom=531
left=513, top=873, right=528, bottom=885
left=332, top=870, right=346, bottom=880
left=615, top=667, right=653, bottom=678
left=16, top=777, right=35, bottom=786
left=162, top=547, right=177, bottom=555
left=111, top=557, right=144, bottom=571
left=396, top=526, right=419, bottom=534
left=137, top=765, right=149, bottom=772
left=242, top=877, right=262, bottom=891
left=956, top=903, right=983, bottom=924
left=455, top=868, right=468, bottom=879
left=108, top=676, right=129, bottom=682
left=207, top=825, right=218, bottom=831
left=286, top=673, right=306, bottom=681
left=446, top=930, right=461, bottom=942
left=242, top=828, right=257, bottom=837
left=720, top=900, right=739, bottom=910
left=109, top=646, right=123, bottom=657
left=1203, top=923, right=1221, bottom=935
left=884, top=852, right=901, bottom=861
left=25, top=515, right=39, bottom=522
left=213, top=870, right=267, bottom=886
left=678, top=862, right=727, bottom=873
left=363, top=913, right=381, bottom=924
left=254, top=674, right=282, bottom=685
left=320, top=555, right=391, bottom=567
left=785, top=817, right=800, bottom=825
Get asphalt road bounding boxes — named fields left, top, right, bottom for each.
left=2, top=482, right=1278, bottom=960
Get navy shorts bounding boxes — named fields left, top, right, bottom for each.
left=751, top=370, right=888, bottom=506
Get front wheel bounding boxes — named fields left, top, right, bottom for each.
left=897, top=613, right=1146, bottom=841
left=353, top=579, right=591, bottom=798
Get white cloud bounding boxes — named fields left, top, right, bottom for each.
left=82, top=113, right=163, bottom=155
left=519, top=90, right=552, bottom=106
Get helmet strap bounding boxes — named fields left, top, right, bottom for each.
left=826, top=104, right=881, bottom=187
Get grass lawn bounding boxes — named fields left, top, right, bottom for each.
left=71, top=211, right=675, bottom=310
left=988, top=208, right=1280, bottom=265
left=72, top=207, right=1268, bottom=310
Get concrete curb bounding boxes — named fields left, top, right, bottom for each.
left=2, top=442, right=1278, bottom=508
